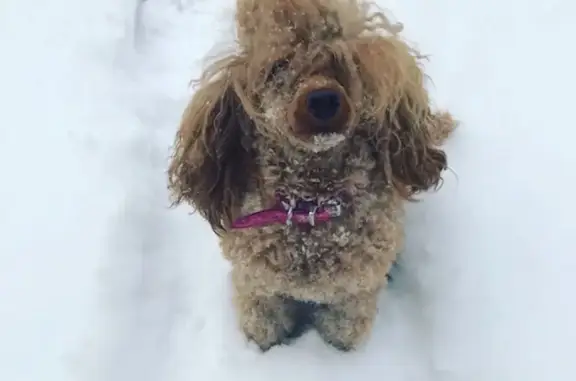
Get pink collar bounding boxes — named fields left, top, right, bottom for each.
left=231, top=197, right=342, bottom=229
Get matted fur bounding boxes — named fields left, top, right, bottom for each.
left=168, top=0, right=457, bottom=351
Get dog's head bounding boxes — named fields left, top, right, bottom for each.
left=168, top=0, right=455, bottom=233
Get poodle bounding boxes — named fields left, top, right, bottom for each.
left=168, top=0, right=456, bottom=352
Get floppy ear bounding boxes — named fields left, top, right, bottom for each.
left=386, top=99, right=453, bottom=199
left=167, top=77, right=255, bottom=234
left=350, top=33, right=455, bottom=199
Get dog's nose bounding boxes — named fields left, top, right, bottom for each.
left=306, top=89, right=341, bottom=122
left=289, top=84, right=351, bottom=136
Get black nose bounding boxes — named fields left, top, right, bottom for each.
left=306, top=89, right=341, bottom=121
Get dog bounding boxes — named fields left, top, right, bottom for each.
left=168, top=0, right=456, bottom=352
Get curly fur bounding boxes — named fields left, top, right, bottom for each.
left=168, top=0, right=457, bottom=351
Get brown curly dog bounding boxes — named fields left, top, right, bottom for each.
left=168, top=0, right=456, bottom=352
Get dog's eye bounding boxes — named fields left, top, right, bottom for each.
left=266, top=59, right=290, bottom=83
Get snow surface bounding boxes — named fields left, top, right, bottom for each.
left=1, top=0, right=576, bottom=380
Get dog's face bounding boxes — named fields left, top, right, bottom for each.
left=258, top=53, right=354, bottom=152
left=236, top=0, right=366, bottom=152
left=168, top=0, right=453, bottom=233
left=234, top=0, right=437, bottom=155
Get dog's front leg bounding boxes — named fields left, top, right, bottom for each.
left=314, top=291, right=378, bottom=351
left=234, top=292, right=297, bottom=351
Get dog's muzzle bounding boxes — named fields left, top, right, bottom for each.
left=289, top=80, right=352, bottom=136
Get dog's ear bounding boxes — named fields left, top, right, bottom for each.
left=168, top=77, right=255, bottom=234
left=385, top=100, right=453, bottom=199
left=350, top=34, right=455, bottom=199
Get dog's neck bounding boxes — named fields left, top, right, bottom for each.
left=252, top=133, right=377, bottom=206
left=235, top=132, right=388, bottom=230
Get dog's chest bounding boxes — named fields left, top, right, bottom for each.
left=278, top=218, right=356, bottom=278
left=251, top=140, right=382, bottom=278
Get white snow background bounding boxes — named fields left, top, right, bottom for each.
left=1, top=0, right=575, bottom=380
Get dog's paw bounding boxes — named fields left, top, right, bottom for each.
left=314, top=312, right=364, bottom=351
left=244, top=322, right=293, bottom=352
left=313, top=295, right=377, bottom=351
left=321, top=337, right=355, bottom=352
left=236, top=295, right=299, bottom=351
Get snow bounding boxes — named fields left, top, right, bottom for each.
left=1, top=0, right=575, bottom=380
